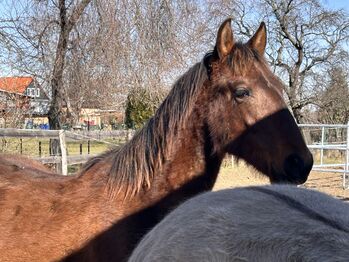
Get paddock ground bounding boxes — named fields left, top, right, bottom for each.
left=215, top=161, right=349, bottom=201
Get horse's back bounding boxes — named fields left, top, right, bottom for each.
left=129, top=185, right=349, bottom=262
left=0, top=154, right=57, bottom=178
left=0, top=155, right=107, bottom=262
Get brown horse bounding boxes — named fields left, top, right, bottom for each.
left=0, top=19, right=313, bottom=262
left=0, top=154, right=55, bottom=176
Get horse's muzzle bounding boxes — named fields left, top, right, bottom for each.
left=270, top=153, right=313, bottom=185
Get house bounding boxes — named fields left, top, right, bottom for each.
left=76, top=108, right=125, bottom=130
left=0, top=76, right=50, bottom=128
left=0, top=76, right=50, bottom=116
left=0, top=76, right=126, bottom=129
left=75, top=94, right=127, bottom=130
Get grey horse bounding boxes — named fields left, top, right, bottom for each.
left=129, top=185, right=349, bottom=262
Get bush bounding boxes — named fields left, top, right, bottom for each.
left=125, top=88, right=158, bottom=129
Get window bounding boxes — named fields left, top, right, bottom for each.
left=26, top=87, right=40, bottom=97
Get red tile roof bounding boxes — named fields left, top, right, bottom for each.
left=0, top=77, right=34, bottom=94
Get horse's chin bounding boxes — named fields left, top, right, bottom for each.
left=269, top=167, right=307, bottom=185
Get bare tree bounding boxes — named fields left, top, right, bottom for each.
left=48, top=0, right=92, bottom=130
left=0, top=93, right=29, bottom=128
left=1, top=0, right=212, bottom=108
left=52, top=0, right=212, bottom=126
left=317, top=66, right=349, bottom=124
left=0, top=0, right=92, bottom=127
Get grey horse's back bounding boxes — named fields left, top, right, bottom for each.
left=129, top=185, right=349, bottom=262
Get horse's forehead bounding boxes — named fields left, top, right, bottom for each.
left=214, top=61, right=263, bottom=82
left=210, top=53, right=284, bottom=95
left=253, top=63, right=284, bottom=91
left=232, top=61, right=284, bottom=91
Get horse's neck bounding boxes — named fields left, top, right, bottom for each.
left=142, top=121, right=224, bottom=210
left=80, top=110, right=223, bottom=207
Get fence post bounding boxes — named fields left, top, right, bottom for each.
left=39, top=141, right=42, bottom=157
left=58, top=130, right=68, bottom=176
left=344, top=121, right=349, bottom=189
left=20, top=138, right=23, bottom=154
left=320, top=126, right=325, bottom=166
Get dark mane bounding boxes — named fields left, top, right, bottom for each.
left=81, top=60, right=208, bottom=197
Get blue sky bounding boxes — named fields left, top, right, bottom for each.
left=323, top=0, right=349, bottom=12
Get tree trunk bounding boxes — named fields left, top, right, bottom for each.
left=48, top=0, right=92, bottom=156
left=291, top=106, right=304, bottom=124
left=48, top=0, right=92, bottom=131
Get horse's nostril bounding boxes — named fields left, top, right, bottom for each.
left=291, top=156, right=301, bottom=166
left=287, top=154, right=304, bottom=168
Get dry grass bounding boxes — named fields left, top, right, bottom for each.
left=214, top=161, right=269, bottom=190
left=214, top=160, right=349, bottom=201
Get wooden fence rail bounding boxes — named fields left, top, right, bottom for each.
left=0, top=128, right=61, bottom=138
left=0, top=128, right=135, bottom=175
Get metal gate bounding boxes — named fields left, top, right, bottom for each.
left=298, top=123, right=349, bottom=189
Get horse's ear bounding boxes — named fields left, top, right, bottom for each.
left=248, top=22, right=267, bottom=56
left=216, top=18, right=234, bottom=60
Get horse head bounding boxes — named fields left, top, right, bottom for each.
left=203, top=19, right=313, bottom=184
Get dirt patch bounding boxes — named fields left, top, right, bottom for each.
left=214, top=162, right=349, bottom=201
left=302, top=172, right=349, bottom=201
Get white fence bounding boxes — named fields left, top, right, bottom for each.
left=298, top=123, right=349, bottom=189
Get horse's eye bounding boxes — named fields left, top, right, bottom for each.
left=234, top=88, right=251, bottom=100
